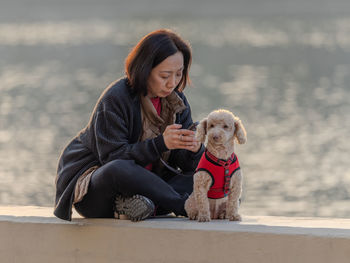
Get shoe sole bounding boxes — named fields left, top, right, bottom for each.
left=115, top=195, right=155, bottom=222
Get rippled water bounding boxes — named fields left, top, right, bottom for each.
left=1, top=0, right=350, bottom=218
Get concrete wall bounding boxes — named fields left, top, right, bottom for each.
left=1, top=206, right=350, bottom=263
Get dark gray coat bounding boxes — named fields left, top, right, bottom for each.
left=54, top=77, right=204, bottom=220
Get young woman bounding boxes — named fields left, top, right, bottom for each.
left=54, top=29, right=204, bottom=221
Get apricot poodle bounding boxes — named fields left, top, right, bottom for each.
left=185, top=109, right=247, bottom=222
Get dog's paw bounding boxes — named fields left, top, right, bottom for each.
left=188, top=213, right=197, bottom=220
left=197, top=213, right=211, bottom=222
left=228, top=214, right=242, bottom=221
left=218, top=212, right=226, bottom=219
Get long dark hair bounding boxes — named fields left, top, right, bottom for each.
left=125, top=29, right=192, bottom=96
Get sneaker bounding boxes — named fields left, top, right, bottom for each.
left=115, top=194, right=155, bottom=222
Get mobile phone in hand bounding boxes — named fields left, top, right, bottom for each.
left=188, top=121, right=199, bottom=131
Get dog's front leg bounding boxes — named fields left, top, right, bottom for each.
left=226, top=170, right=242, bottom=221
left=194, top=171, right=212, bottom=222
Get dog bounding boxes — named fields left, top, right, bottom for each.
left=185, top=109, right=247, bottom=222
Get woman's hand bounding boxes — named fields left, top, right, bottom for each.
left=163, top=124, right=201, bottom=152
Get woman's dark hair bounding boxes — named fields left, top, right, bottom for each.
left=125, top=29, right=192, bottom=96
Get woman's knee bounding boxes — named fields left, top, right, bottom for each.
left=101, top=159, right=136, bottom=176
left=90, top=159, right=135, bottom=186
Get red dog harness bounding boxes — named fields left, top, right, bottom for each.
left=196, top=150, right=240, bottom=199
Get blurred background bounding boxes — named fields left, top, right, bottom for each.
left=0, top=0, right=349, bottom=217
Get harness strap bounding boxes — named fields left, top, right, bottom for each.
left=205, top=150, right=235, bottom=167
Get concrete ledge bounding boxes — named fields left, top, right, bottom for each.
left=1, top=207, right=350, bottom=263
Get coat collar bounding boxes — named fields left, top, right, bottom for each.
left=140, top=91, right=186, bottom=129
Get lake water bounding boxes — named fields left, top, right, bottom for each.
left=1, top=0, right=350, bottom=218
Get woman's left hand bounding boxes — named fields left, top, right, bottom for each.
left=163, top=124, right=201, bottom=152
left=177, top=129, right=201, bottom=153
left=180, top=132, right=201, bottom=152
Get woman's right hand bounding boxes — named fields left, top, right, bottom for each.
left=163, top=124, right=199, bottom=151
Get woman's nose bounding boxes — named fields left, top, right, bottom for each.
left=167, top=76, right=176, bottom=89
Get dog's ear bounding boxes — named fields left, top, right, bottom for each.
left=234, top=117, right=247, bottom=144
left=196, top=118, right=208, bottom=143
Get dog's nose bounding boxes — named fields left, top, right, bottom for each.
left=213, top=135, right=220, bottom=141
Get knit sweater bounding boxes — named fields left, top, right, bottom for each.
left=54, top=77, right=204, bottom=221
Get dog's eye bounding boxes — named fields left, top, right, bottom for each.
left=209, top=124, right=214, bottom=128
left=223, top=125, right=229, bottom=129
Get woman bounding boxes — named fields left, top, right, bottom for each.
left=54, top=29, right=204, bottom=221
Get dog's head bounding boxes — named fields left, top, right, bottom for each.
left=196, top=109, right=247, bottom=146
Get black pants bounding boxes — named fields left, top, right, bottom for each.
left=74, top=159, right=193, bottom=218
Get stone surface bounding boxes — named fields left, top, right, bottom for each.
left=1, top=206, right=350, bottom=263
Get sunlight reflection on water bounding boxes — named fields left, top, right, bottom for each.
left=0, top=14, right=350, bottom=217
left=1, top=18, right=350, bottom=50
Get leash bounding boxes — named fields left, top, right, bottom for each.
left=152, top=139, right=183, bottom=175
left=151, top=122, right=199, bottom=175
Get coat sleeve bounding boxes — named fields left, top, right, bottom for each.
left=82, top=84, right=168, bottom=166
left=169, top=94, right=205, bottom=172
left=92, top=109, right=168, bottom=166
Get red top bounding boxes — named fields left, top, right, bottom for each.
left=150, top=97, right=161, bottom=115
left=145, top=97, right=161, bottom=171
left=196, top=150, right=240, bottom=199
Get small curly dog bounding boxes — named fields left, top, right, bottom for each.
left=185, top=109, right=247, bottom=222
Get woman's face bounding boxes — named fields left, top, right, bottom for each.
left=147, top=51, right=184, bottom=98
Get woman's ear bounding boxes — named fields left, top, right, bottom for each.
left=234, top=117, right=247, bottom=144
left=196, top=118, right=208, bottom=143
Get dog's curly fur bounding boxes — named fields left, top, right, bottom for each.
left=185, top=109, right=247, bottom=222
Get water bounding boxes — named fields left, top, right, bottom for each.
left=1, top=0, right=350, bottom=218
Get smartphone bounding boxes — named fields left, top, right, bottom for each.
left=188, top=121, right=199, bottom=131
